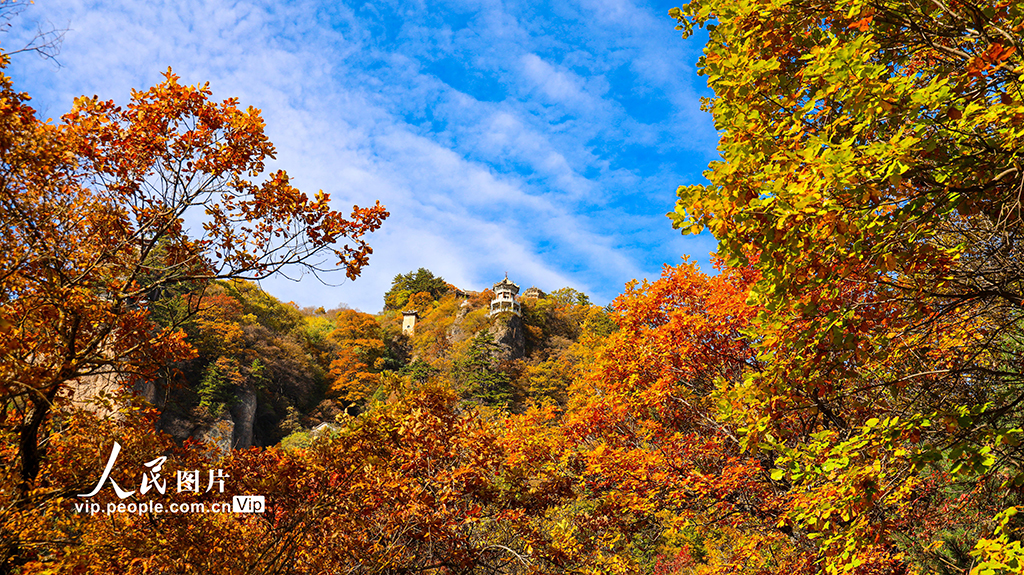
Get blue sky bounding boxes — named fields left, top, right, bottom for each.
left=8, top=0, right=719, bottom=312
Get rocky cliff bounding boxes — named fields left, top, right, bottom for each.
left=490, top=313, right=525, bottom=363
left=71, top=374, right=258, bottom=453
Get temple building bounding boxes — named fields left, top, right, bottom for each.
left=488, top=275, right=521, bottom=317
left=402, top=310, right=419, bottom=336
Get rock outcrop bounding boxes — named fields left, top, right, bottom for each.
left=229, top=385, right=257, bottom=449
left=70, top=374, right=259, bottom=453
left=202, top=416, right=235, bottom=453
left=490, top=313, right=525, bottom=363
left=447, top=300, right=474, bottom=345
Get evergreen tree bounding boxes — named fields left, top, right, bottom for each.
left=383, top=268, right=450, bottom=310
left=451, top=330, right=513, bottom=407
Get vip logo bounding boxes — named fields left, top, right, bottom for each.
left=232, top=495, right=265, bottom=513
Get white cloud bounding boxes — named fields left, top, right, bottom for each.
left=8, top=0, right=718, bottom=312
left=521, top=53, right=591, bottom=106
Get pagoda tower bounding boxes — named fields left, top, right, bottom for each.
left=488, top=275, right=521, bottom=317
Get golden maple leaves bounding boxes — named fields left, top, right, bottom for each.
left=0, top=62, right=387, bottom=493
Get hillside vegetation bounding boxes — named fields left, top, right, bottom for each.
left=108, top=269, right=614, bottom=453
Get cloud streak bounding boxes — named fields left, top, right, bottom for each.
left=9, top=0, right=718, bottom=311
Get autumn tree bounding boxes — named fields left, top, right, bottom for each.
left=327, top=309, right=389, bottom=402
left=668, top=0, right=1024, bottom=570
left=0, top=63, right=387, bottom=490
left=513, top=300, right=617, bottom=407
left=197, top=356, right=245, bottom=414
left=405, top=291, right=466, bottom=360
left=221, top=279, right=305, bottom=334
left=560, top=261, right=800, bottom=573
left=406, top=290, right=434, bottom=311
left=174, top=286, right=245, bottom=360
left=19, top=380, right=616, bottom=574
left=548, top=287, right=591, bottom=308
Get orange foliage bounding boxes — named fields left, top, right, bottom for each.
left=186, top=290, right=245, bottom=359
left=328, top=309, right=386, bottom=401
left=407, top=290, right=433, bottom=310
left=9, top=384, right=612, bottom=574
left=0, top=55, right=387, bottom=569
left=561, top=260, right=812, bottom=571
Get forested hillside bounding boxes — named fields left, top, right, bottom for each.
left=89, top=267, right=614, bottom=452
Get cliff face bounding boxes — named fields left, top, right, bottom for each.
left=145, top=380, right=258, bottom=452
left=68, top=338, right=317, bottom=453
left=70, top=374, right=259, bottom=453
left=446, top=299, right=526, bottom=364
left=490, top=313, right=525, bottom=363
left=447, top=302, right=474, bottom=345
left=69, top=370, right=125, bottom=419
left=229, top=386, right=257, bottom=448
left=198, top=388, right=256, bottom=451
left=71, top=374, right=225, bottom=448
